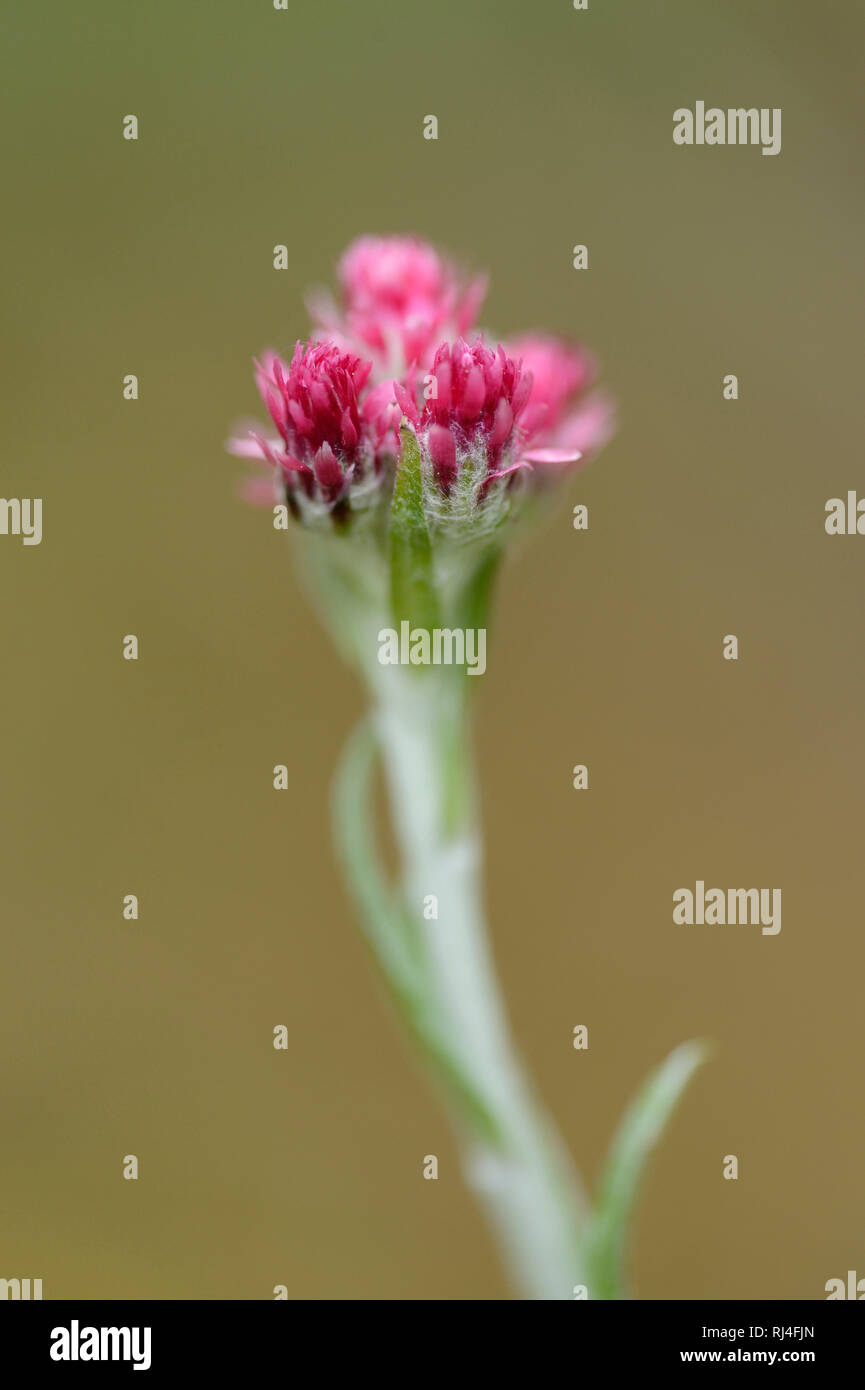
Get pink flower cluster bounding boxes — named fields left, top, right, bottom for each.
left=228, top=236, right=613, bottom=521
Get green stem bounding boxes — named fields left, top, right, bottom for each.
left=311, top=528, right=707, bottom=1299
left=367, top=665, right=588, bottom=1300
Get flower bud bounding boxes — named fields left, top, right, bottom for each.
left=227, top=341, right=400, bottom=525
left=394, top=338, right=555, bottom=535
left=309, top=236, right=487, bottom=378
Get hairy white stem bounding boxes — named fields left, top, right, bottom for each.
left=372, top=669, right=587, bottom=1300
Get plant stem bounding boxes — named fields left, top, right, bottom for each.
left=370, top=666, right=588, bottom=1300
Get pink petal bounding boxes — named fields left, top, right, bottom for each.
left=236, top=476, right=278, bottom=507
left=427, top=424, right=457, bottom=492
left=522, top=447, right=583, bottom=466
left=486, top=459, right=533, bottom=484
left=393, top=380, right=420, bottom=424
left=552, top=394, right=616, bottom=457
left=225, top=434, right=269, bottom=459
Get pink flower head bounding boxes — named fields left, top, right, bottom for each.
left=394, top=338, right=543, bottom=501
left=227, top=241, right=615, bottom=527
left=227, top=340, right=400, bottom=520
left=311, top=236, right=487, bottom=376
left=505, top=332, right=615, bottom=469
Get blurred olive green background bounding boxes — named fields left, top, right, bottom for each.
left=1, top=0, right=862, bottom=1300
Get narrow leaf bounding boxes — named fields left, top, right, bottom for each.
left=586, top=1040, right=710, bottom=1299
left=331, top=720, right=505, bottom=1146
left=331, top=719, right=420, bottom=992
